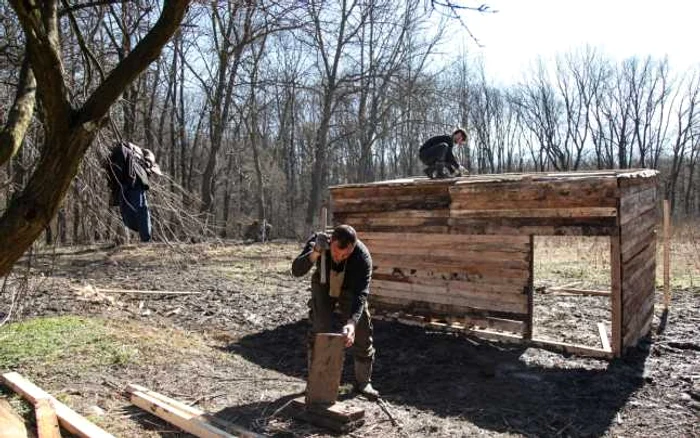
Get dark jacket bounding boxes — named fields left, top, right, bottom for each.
left=292, top=233, right=373, bottom=324
left=419, top=134, right=458, bottom=169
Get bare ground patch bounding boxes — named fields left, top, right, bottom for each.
left=1, top=240, right=698, bottom=437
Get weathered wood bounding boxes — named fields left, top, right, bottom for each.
left=360, top=232, right=531, bottom=246
left=1, top=372, right=115, bottom=438
left=547, top=288, right=611, bottom=296
left=371, top=253, right=531, bottom=276
left=597, top=322, right=611, bottom=352
left=125, top=384, right=263, bottom=438
left=622, top=239, right=656, bottom=278
left=619, top=186, right=657, bottom=225
left=306, top=334, right=345, bottom=405
left=621, top=225, right=656, bottom=264
left=529, top=338, right=614, bottom=359
left=331, top=170, right=660, bottom=359
left=0, top=399, right=29, bottom=438
left=371, top=278, right=528, bottom=297
left=620, top=208, right=657, bottom=243
left=525, top=235, right=534, bottom=340
left=366, top=243, right=531, bottom=261
left=35, top=398, right=61, bottom=438
left=372, top=266, right=530, bottom=286
left=610, top=234, right=622, bottom=356
left=372, top=286, right=528, bottom=314
left=374, top=312, right=525, bottom=334
left=450, top=207, right=617, bottom=219
left=94, top=288, right=200, bottom=295
left=369, top=295, right=527, bottom=321
left=129, top=389, right=234, bottom=438
left=286, top=398, right=364, bottom=433
left=290, top=397, right=364, bottom=423
left=663, top=199, right=671, bottom=309
left=449, top=221, right=616, bottom=236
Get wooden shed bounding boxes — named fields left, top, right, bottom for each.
left=329, top=169, right=659, bottom=358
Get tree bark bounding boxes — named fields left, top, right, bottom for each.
left=0, top=0, right=191, bottom=276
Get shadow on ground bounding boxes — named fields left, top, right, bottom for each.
left=225, top=318, right=650, bottom=437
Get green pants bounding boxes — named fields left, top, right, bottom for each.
left=308, top=281, right=375, bottom=382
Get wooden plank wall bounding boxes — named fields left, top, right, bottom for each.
left=618, top=177, right=658, bottom=349
left=448, top=177, right=619, bottom=236
left=362, top=232, right=531, bottom=335
left=330, top=171, right=658, bottom=346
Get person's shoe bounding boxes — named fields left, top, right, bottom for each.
left=354, top=382, right=379, bottom=400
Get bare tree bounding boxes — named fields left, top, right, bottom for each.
left=0, top=0, right=190, bottom=276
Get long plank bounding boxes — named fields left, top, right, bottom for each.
left=372, top=266, right=530, bottom=286
left=369, top=295, right=527, bottom=320
left=360, top=232, right=531, bottom=246
left=373, top=286, right=528, bottom=314
left=450, top=207, right=617, bottom=219
left=449, top=221, right=616, bottom=237
left=371, top=253, right=530, bottom=275
left=372, top=279, right=526, bottom=301
left=129, top=390, right=234, bottom=438
left=610, top=234, right=622, bottom=357
left=372, top=277, right=527, bottom=296
left=36, top=398, right=62, bottom=438
left=125, top=385, right=263, bottom=438
left=0, top=399, right=29, bottom=438
left=306, top=334, right=345, bottom=405
left=1, top=372, right=114, bottom=438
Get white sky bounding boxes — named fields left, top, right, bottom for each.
left=455, top=0, right=700, bottom=84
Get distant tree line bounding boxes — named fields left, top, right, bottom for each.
left=1, top=1, right=698, bottom=251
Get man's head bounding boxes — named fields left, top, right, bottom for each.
left=330, top=225, right=357, bottom=263
left=452, top=127, right=467, bottom=145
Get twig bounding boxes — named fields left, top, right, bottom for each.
left=376, top=398, right=400, bottom=428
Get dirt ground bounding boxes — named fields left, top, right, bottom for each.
left=0, top=239, right=698, bottom=438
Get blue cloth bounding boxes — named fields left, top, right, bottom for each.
left=119, top=185, right=152, bottom=242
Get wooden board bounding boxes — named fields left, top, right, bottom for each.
left=306, top=334, right=345, bottom=405
left=1, top=372, right=114, bottom=438
left=35, top=398, right=61, bottom=438
left=125, top=384, right=262, bottom=438
left=129, top=389, right=235, bottom=438
left=287, top=397, right=364, bottom=433
left=0, top=399, right=29, bottom=438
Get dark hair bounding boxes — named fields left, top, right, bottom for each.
left=452, top=127, right=467, bottom=141
left=331, top=225, right=357, bottom=249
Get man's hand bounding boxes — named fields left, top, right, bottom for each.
left=314, top=232, right=330, bottom=253
left=342, top=322, right=356, bottom=348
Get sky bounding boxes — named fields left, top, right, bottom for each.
left=454, top=0, right=700, bottom=84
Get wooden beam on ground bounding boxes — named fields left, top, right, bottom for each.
left=36, top=398, right=62, bottom=438
left=0, top=399, right=29, bottom=438
left=125, top=384, right=263, bottom=438
left=663, top=199, right=671, bottom=309
left=597, top=322, right=612, bottom=352
left=530, top=338, right=613, bottom=359
left=95, top=288, right=201, bottom=295
left=306, top=333, right=345, bottom=405
left=547, top=288, right=611, bottom=297
left=287, top=397, right=364, bottom=433
left=1, top=372, right=114, bottom=438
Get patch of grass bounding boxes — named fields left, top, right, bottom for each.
left=0, top=316, right=138, bottom=369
